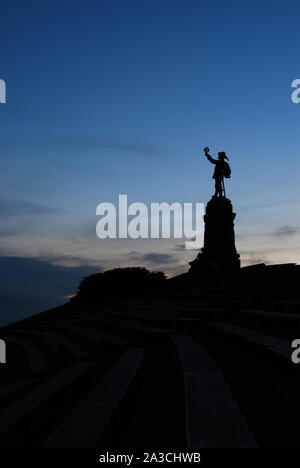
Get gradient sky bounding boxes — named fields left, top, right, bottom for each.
left=0, top=0, right=299, bottom=325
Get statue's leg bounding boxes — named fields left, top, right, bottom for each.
left=216, top=179, right=222, bottom=197
left=214, top=180, right=218, bottom=197
left=221, top=178, right=226, bottom=197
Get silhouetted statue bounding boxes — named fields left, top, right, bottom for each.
left=204, top=147, right=231, bottom=197
left=189, top=147, right=239, bottom=273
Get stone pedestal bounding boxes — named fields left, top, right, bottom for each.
left=189, top=196, right=240, bottom=274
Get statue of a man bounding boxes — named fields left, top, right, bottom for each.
left=204, top=147, right=231, bottom=198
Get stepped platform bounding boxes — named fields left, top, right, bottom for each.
left=0, top=262, right=299, bottom=447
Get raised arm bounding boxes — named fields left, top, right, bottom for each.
left=205, top=153, right=218, bottom=164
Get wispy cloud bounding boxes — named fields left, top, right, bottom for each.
left=239, top=199, right=300, bottom=212
left=241, top=256, right=269, bottom=266
left=272, top=225, right=299, bottom=238
left=0, top=136, right=159, bottom=156
left=0, top=198, right=62, bottom=218
left=140, top=253, right=174, bottom=264
left=126, top=250, right=174, bottom=265
left=173, top=243, right=186, bottom=251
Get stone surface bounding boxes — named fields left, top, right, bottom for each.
left=171, top=334, right=257, bottom=448
left=189, top=196, right=240, bottom=274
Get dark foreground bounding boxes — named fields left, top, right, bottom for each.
left=0, top=263, right=300, bottom=448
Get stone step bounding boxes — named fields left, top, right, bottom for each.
left=171, top=334, right=257, bottom=448
left=135, top=305, right=225, bottom=315
left=43, top=332, right=90, bottom=360
left=0, top=379, right=36, bottom=404
left=206, top=322, right=292, bottom=360
left=43, top=349, right=144, bottom=448
left=0, top=363, right=91, bottom=437
left=5, top=337, right=48, bottom=374
left=242, top=309, right=300, bottom=322
left=70, top=326, right=131, bottom=346
left=269, top=300, right=300, bottom=314
left=11, top=330, right=60, bottom=354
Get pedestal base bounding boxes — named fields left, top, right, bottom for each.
left=189, top=196, right=240, bottom=274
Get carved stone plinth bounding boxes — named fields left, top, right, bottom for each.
left=189, top=196, right=240, bottom=274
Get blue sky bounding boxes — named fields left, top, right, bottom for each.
left=0, top=0, right=299, bottom=324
